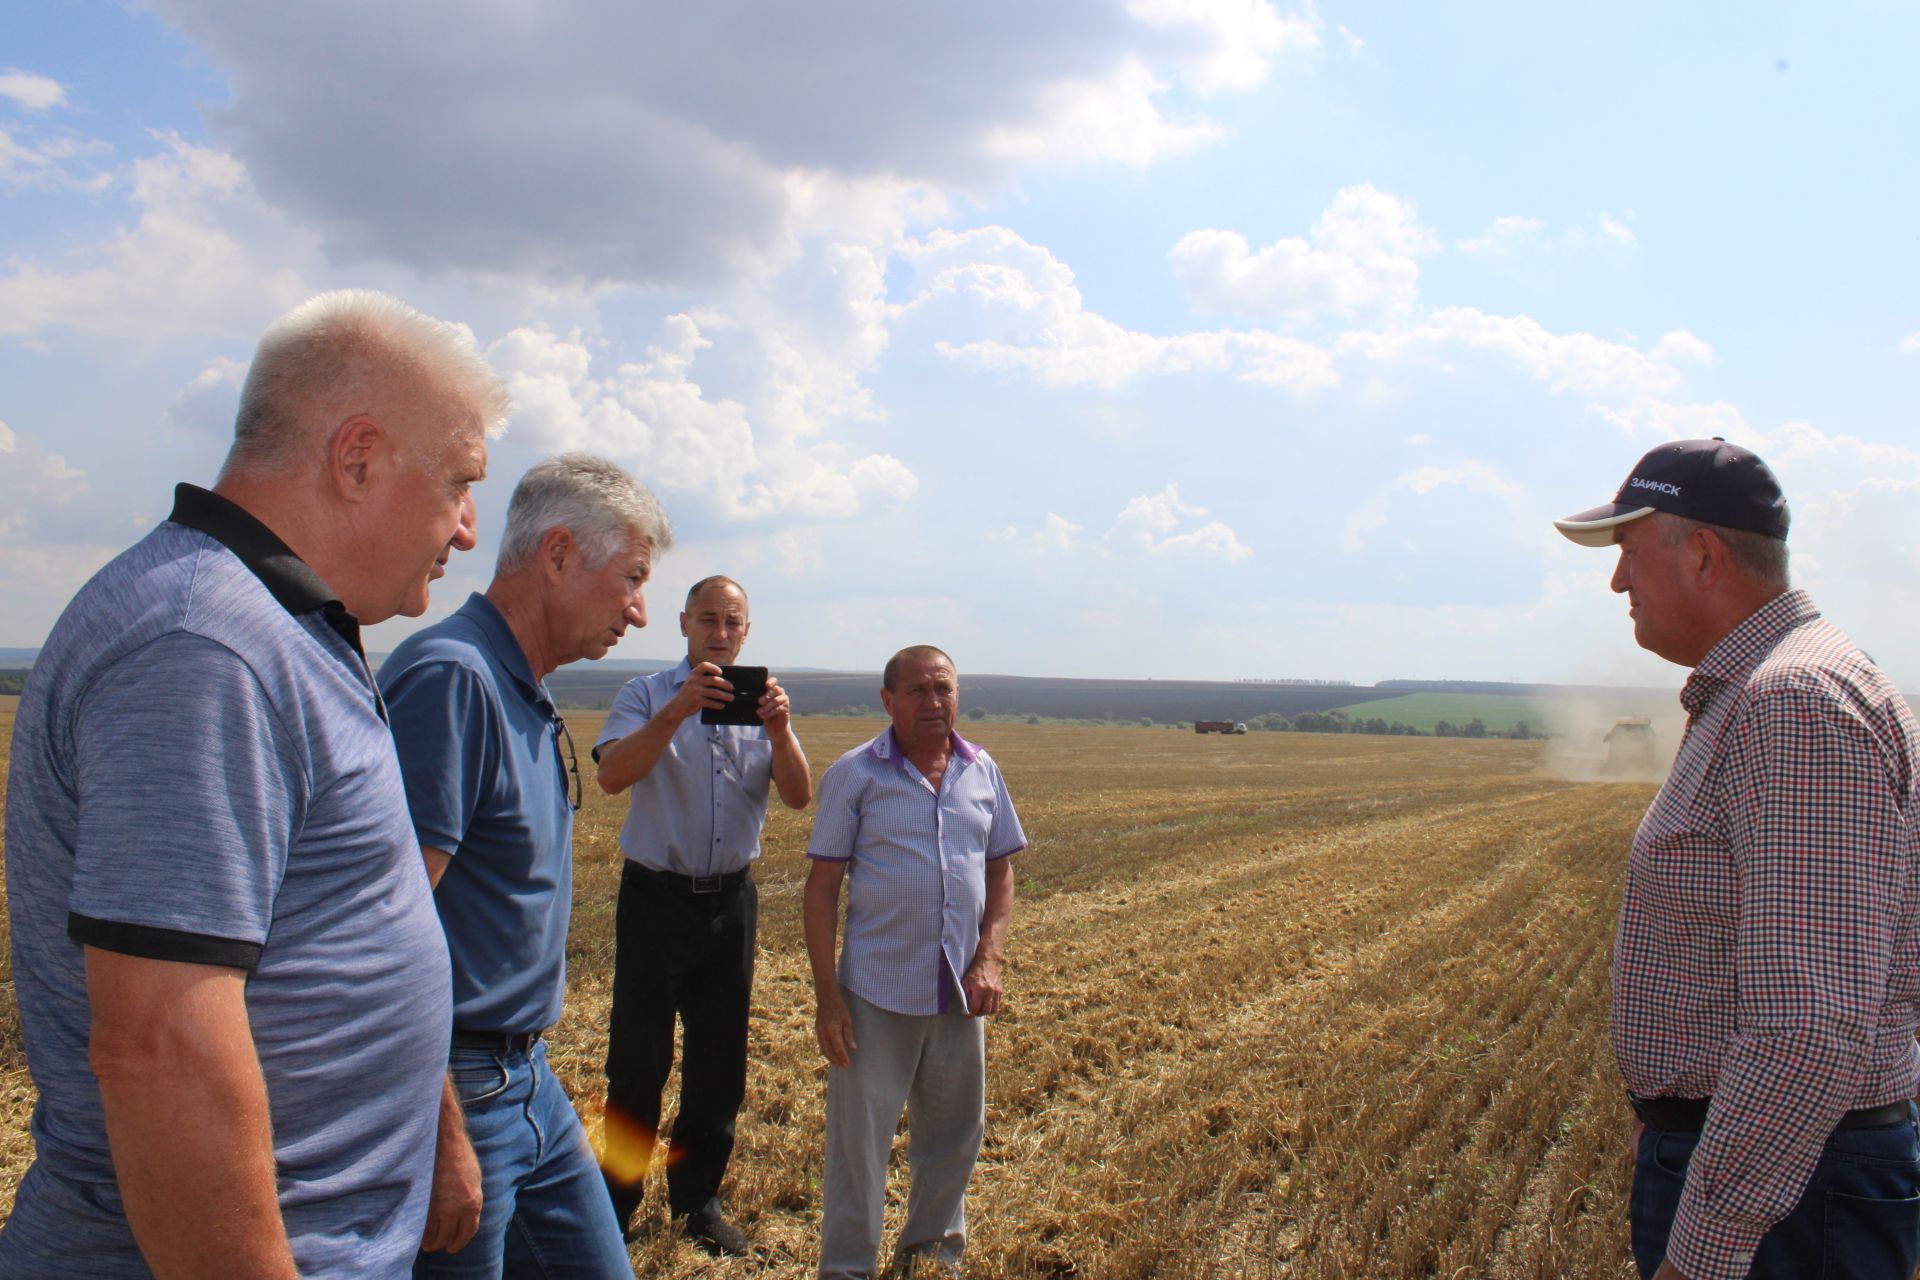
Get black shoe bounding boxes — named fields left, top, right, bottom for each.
left=681, top=1205, right=750, bottom=1257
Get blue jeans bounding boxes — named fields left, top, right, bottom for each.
left=416, top=1040, right=631, bottom=1279
left=1631, top=1105, right=1920, bottom=1278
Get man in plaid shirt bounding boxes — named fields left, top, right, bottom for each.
left=1557, top=438, right=1920, bottom=1280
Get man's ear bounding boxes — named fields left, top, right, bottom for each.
left=1689, top=527, right=1730, bottom=587
left=540, top=526, right=575, bottom=576
left=680, top=611, right=691, bottom=638
left=329, top=415, right=384, bottom=503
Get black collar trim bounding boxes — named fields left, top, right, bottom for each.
left=166, top=483, right=369, bottom=663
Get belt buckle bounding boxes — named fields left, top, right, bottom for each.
left=691, top=874, right=723, bottom=895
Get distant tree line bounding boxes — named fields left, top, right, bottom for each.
left=1232, top=677, right=1355, bottom=687
left=0, top=668, right=29, bottom=696
left=1374, top=679, right=1544, bottom=694
left=1244, top=709, right=1541, bottom=740
left=815, top=702, right=1542, bottom=739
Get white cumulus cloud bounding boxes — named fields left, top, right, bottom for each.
left=0, top=124, right=112, bottom=189
left=905, top=216, right=1704, bottom=410
left=1651, top=330, right=1713, bottom=366
left=0, top=70, right=66, bottom=112
left=1457, top=215, right=1543, bottom=255
left=1171, top=184, right=1439, bottom=322
left=1460, top=211, right=1639, bottom=255
left=1106, top=484, right=1252, bottom=559
left=1397, top=460, right=1522, bottom=499
left=0, top=419, right=89, bottom=541
left=1596, top=397, right=1751, bottom=440
left=990, top=512, right=1084, bottom=556
left=1563, top=211, right=1638, bottom=250
left=165, top=356, right=250, bottom=439
left=1598, top=213, right=1637, bottom=246
left=1339, top=307, right=1685, bottom=401
left=983, top=59, right=1224, bottom=169
left=1129, top=0, right=1322, bottom=92
left=904, top=225, right=1336, bottom=392
left=487, top=320, right=916, bottom=522
left=0, top=133, right=311, bottom=338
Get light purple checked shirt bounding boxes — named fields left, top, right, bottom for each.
left=808, top=728, right=1027, bottom=1016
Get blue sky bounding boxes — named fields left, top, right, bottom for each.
left=5, top=1, right=1919, bottom=687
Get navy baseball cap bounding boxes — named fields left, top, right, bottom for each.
left=1554, top=438, right=1790, bottom=547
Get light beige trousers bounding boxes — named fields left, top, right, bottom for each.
left=818, top=987, right=986, bottom=1280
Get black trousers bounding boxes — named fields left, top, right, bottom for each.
left=603, top=863, right=757, bottom=1221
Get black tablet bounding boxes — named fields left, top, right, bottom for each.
left=700, top=665, right=768, bottom=726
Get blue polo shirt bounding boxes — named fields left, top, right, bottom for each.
left=380, top=593, right=576, bottom=1036
left=1, top=484, right=451, bottom=1278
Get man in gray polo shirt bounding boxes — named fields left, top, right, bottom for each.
left=381, top=454, right=672, bottom=1276
left=803, top=645, right=1026, bottom=1280
left=1, top=290, right=503, bottom=1278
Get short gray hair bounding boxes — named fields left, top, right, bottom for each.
left=685, top=575, right=748, bottom=613
left=225, top=290, right=508, bottom=473
left=883, top=644, right=955, bottom=691
left=496, top=454, right=673, bottom=573
left=1654, top=511, right=1790, bottom=591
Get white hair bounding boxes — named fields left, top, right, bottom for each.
left=223, top=289, right=508, bottom=474
left=496, top=454, right=673, bottom=572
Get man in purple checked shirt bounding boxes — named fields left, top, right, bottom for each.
left=802, top=645, right=1026, bottom=1280
left=1556, top=437, right=1920, bottom=1280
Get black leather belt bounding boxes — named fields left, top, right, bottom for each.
left=1631, top=1094, right=1909, bottom=1132
left=632, top=863, right=752, bottom=896
left=452, top=1028, right=542, bottom=1056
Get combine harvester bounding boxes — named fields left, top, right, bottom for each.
left=1602, top=716, right=1658, bottom=775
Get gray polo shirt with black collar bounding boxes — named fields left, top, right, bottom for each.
left=1, top=483, right=452, bottom=1278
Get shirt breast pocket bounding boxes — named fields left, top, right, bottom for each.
left=736, top=736, right=774, bottom=782
left=944, top=784, right=997, bottom=839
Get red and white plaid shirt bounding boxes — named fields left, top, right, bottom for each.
left=1612, top=589, right=1920, bottom=1280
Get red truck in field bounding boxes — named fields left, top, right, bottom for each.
left=1194, top=720, right=1247, bottom=734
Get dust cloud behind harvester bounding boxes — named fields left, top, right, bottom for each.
left=1544, top=695, right=1685, bottom=784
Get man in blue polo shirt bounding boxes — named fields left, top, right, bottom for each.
left=803, top=645, right=1026, bottom=1280
left=2, top=290, right=502, bottom=1277
left=380, top=453, right=673, bottom=1277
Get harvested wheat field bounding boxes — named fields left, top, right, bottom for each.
left=0, top=706, right=1653, bottom=1277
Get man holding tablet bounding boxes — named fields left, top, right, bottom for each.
left=595, top=576, right=812, bottom=1254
